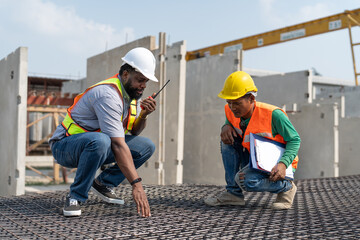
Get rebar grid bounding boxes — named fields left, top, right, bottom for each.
left=1, top=175, right=359, bottom=239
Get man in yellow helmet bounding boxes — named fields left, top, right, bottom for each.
left=204, top=71, right=300, bottom=209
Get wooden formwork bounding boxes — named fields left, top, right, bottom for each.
left=26, top=106, right=71, bottom=183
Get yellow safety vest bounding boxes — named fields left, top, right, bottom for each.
left=61, top=74, right=137, bottom=136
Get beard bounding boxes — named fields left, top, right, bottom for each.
left=124, top=79, right=143, bottom=100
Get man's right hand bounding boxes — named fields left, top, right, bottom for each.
left=111, top=137, right=151, bottom=217
left=132, top=183, right=151, bottom=217
left=220, top=124, right=238, bottom=145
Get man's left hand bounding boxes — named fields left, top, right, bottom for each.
left=140, top=93, right=156, bottom=116
left=269, top=162, right=287, bottom=182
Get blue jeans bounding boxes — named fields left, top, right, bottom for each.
left=51, top=132, right=155, bottom=202
left=221, top=139, right=248, bottom=198
left=222, top=137, right=292, bottom=197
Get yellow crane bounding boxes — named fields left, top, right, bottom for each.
left=186, top=8, right=360, bottom=85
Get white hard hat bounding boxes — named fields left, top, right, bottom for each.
left=121, top=47, right=158, bottom=82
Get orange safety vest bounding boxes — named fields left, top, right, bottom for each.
left=225, top=101, right=299, bottom=171
left=61, top=74, right=137, bottom=136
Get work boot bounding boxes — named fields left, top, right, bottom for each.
left=63, top=194, right=81, bottom=217
left=272, top=181, right=297, bottom=210
left=91, top=180, right=124, bottom=204
left=204, top=191, right=245, bottom=206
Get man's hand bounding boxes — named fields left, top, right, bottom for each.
left=132, top=93, right=156, bottom=135
left=140, top=93, right=157, bottom=116
left=269, top=162, right=287, bottom=182
left=111, top=137, right=151, bottom=217
left=220, top=124, right=238, bottom=145
left=132, top=183, right=151, bottom=217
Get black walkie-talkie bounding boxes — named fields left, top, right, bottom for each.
left=153, top=79, right=170, bottom=99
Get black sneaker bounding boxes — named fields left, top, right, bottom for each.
left=63, top=195, right=81, bottom=217
left=91, top=180, right=124, bottom=204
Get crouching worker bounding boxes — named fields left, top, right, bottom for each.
left=204, top=71, right=300, bottom=209
left=49, top=47, right=158, bottom=217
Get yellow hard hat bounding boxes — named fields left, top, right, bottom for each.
left=218, top=71, right=258, bottom=100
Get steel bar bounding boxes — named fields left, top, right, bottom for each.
left=0, top=175, right=359, bottom=239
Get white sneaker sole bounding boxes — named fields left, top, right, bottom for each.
left=91, top=186, right=125, bottom=204
left=63, top=209, right=81, bottom=217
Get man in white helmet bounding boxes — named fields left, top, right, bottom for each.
left=49, top=47, right=158, bottom=217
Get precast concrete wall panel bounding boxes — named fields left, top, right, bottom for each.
left=254, top=70, right=311, bottom=110
left=0, top=47, right=27, bottom=196
left=315, top=85, right=360, bottom=117
left=86, top=37, right=156, bottom=87
left=198, top=112, right=226, bottom=184
left=312, top=97, right=344, bottom=117
left=184, top=51, right=240, bottom=184
left=288, top=103, right=337, bottom=179
left=137, top=41, right=187, bottom=184
left=165, top=41, right=187, bottom=184
left=314, top=84, right=344, bottom=99
left=343, top=89, right=360, bottom=117
left=339, top=117, right=360, bottom=176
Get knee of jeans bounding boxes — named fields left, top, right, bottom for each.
left=143, top=137, right=156, bottom=156
left=243, top=176, right=262, bottom=192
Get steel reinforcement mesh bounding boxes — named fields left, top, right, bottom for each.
left=0, top=175, right=359, bottom=239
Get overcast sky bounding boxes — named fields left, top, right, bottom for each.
left=1, top=0, right=359, bottom=83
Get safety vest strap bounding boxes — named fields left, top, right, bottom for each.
left=243, top=132, right=273, bottom=143
left=61, top=114, right=101, bottom=136
left=124, top=99, right=137, bottom=134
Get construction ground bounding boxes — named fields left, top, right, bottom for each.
left=1, top=175, right=359, bottom=239
left=1, top=8, right=360, bottom=239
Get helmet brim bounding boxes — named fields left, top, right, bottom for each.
left=142, top=72, right=159, bottom=82
left=121, top=58, right=159, bottom=82
left=218, top=92, right=244, bottom=100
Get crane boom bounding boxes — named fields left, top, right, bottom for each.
left=186, top=8, right=360, bottom=61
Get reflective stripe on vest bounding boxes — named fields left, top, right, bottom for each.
left=126, top=100, right=137, bottom=132
left=224, top=101, right=299, bottom=171
left=242, top=132, right=273, bottom=144
left=61, top=74, right=137, bottom=136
